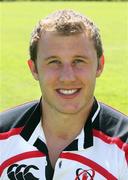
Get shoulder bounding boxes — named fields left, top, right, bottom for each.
left=99, top=102, right=128, bottom=123
left=94, top=102, right=128, bottom=143
left=0, top=100, right=39, bottom=133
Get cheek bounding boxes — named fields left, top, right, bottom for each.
left=75, top=67, right=96, bottom=81
left=38, top=68, right=59, bottom=86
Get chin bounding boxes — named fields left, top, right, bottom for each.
left=57, top=105, right=83, bottom=114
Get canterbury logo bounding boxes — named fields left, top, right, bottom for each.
left=75, top=168, right=95, bottom=180
left=7, top=164, right=39, bottom=180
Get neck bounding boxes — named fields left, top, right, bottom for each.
left=41, top=99, right=94, bottom=141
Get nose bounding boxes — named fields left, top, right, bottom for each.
left=59, top=64, right=76, bottom=83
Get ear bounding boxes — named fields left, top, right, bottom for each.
left=96, top=54, right=105, bottom=77
left=27, top=59, right=39, bottom=80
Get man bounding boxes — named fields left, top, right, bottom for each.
left=0, top=10, right=128, bottom=180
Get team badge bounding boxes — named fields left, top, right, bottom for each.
left=75, top=168, right=95, bottom=180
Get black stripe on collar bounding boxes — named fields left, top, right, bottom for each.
left=83, top=98, right=99, bottom=149
left=64, top=139, right=78, bottom=151
left=20, top=99, right=42, bottom=141
left=34, top=138, right=48, bottom=155
left=83, top=117, right=93, bottom=149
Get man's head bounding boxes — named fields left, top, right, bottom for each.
left=29, top=9, right=103, bottom=64
left=28, top=9, right=104, bottom=115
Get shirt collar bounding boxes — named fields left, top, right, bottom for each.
left=20, top=97, right=100, bottom=152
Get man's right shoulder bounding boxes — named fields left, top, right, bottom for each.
left=0, top=100, right=39, bottom=133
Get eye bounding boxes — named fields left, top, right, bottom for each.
left=47, top=59, right=62, bottom=69
left=73, top=59, right=85, bottom=65
left=48, top=59, right=61, bottom=65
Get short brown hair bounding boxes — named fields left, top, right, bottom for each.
left=29, top=9, right=103, bottom=62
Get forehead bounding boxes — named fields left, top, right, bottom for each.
left=40, top=30, right=91, bottom=43
left=37, top=31, right=96, bottom=58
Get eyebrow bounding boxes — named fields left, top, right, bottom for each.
left=73, top=55, right=89, bottom=59
left=44, top=56, right=59, bottom=61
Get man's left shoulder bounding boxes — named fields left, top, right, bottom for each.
left=96, top=102, right=128, bottom=141
left=99, top=102, right=128, bottom=122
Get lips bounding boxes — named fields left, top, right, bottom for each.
left=56, top=88, right=81, bottom=98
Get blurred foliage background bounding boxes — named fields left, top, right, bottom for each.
left=0, top=1, right=128, bottom=114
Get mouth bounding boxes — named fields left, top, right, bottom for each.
left=56, top=88, right=81, bottom=99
